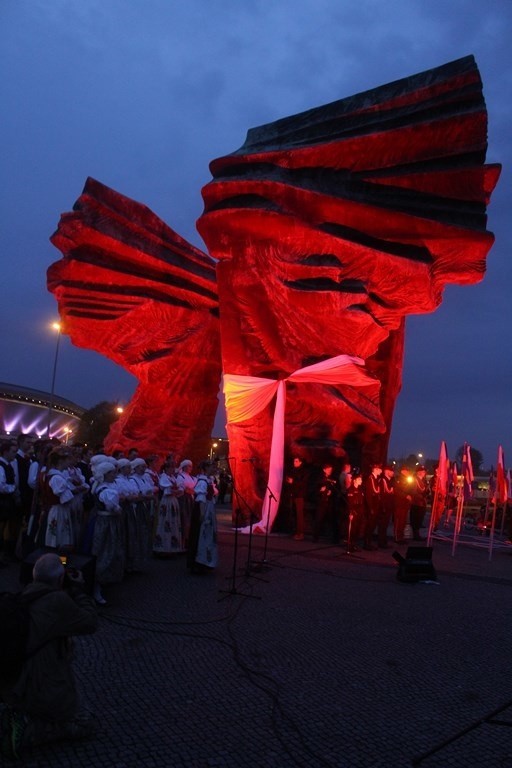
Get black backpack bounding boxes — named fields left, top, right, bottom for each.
left=0, top=589, right=51, bottom=686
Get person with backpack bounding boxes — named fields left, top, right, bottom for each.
left=0, top=552, right=98, bottom=759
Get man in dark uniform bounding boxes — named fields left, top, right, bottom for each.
left=12, top=434, right=35, bottom=557
left=410, top=465, right=429, bottom=540
left=313, top=464, right=339, bottom=543
left=378, top=465, right=395, bottom=548
left=0, top=440, right=18, bottom=566
left=363, top=463, right=382, bottom=550
left=285, top=456, right=309, bottom=540
left=394, top=466, right=412, bottom=543
left=338, top=461, right=352, bottom=543
left=346, top=473, right=364, bottom=551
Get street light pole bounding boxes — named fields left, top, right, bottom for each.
left=47, top=322, right=62, bottom=437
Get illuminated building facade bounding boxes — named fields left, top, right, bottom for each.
left=0, top=382, right=84, bottom=442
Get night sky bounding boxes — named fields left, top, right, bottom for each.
left=1, top=1, right=510, bottom=468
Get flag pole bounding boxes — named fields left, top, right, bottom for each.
left=488, top=496, right=498, bottom=562
left=427, top=441, right=448, bottom=547
left=499, top=503, right=506, bottom=536
left=451, top=475, right=464, bottom=557
left=483, top=471, right=492, bottom=526
left=427, top=483, right=439, bottom=547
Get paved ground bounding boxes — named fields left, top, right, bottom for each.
left=1, top=507, right=512, bottom=767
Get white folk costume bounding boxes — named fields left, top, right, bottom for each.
left=126, top=460, right=153, bottom=571
left=153, top=471, right=183, bottom=555
left=80, top=456, right=117, bottom=555
left=64, top=464, right=89, bottom=548
left=176, top=461, right=196, bottom=550
left=187, top=473, right=218, bottom=571
left=143, top=467, right=159, bottom=530
left=44, top=469, right=75, bottom=549
left=92, top=477, right=125, bottom=585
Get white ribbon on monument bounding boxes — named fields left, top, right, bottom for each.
left=223, top=354, right=378, bottom=534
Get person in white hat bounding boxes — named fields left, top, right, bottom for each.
left=125, top=458, right=152, bottom=572
left=187, top=461, right=218, bottom=573
left=44, top=449, right=75, bottom=550
left=90, top=462, right=124, bottom=604
left=153, top=457, right=184, bottom=555
left=114, top=459, right=135, bottom=501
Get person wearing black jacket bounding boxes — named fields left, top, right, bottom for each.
left=0, top=440, right=18, bottom=566
left=285, top=457, right=309, bottom=541
left=410, top=466, right=429, bottom=540
left=1, top=553, right=98, bottom=759
left=378, top=465, right=395, bottom=548
left=313, top=464, right=339, bottom=543
left=363, top=463, right=382, bottom=550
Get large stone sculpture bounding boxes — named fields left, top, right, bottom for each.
left=49, top=56, right=500, bottom=530
left=197, top=55, right=500, bottom=525
left=48, top=177, right=221, bottom=461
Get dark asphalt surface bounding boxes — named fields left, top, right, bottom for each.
left=1, top=507, right=512, bottom=767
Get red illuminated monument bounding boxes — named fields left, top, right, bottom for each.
left=48, top=177, right=221, bottom=461
left=49, top=56, right=500, bottom=529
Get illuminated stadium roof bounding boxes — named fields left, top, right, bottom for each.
left=0, top=382, right=85, bottom=440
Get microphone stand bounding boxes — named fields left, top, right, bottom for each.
left=241, top=507, right=269, bottom=584
left=228, top=457, right=268, bottom=585
left=218, top=461, right=260, bottom=601
left=338, top=501, right=365, bottom=560
left=252, top=485, right=276, bottom=572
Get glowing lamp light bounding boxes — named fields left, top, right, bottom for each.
left=407, top=476, right=414, bottom=484
left=116, top=406, right=124, bottom=414
left=209, top=441, right=219, bottom=460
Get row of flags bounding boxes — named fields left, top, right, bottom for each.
left=435, top=441, right=509, bottom=504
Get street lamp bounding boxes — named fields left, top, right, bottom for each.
left=116, top=406, right=124, bottom=415
left=46, top=322, right=62, bottom=437
left=209, top=441, right=218, bottom=461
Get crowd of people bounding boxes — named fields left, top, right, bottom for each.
left=0, top=436, right=220, bottom=605
left=282, top=458, right=431, bottom=551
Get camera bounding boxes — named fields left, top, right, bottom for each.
left=62, top=564, right=83, bottom=590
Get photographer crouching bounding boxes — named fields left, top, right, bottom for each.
left=1, top=553, right=98, bottom=759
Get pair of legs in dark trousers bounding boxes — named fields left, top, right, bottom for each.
left=364, top=508, right=379, bottom=549
left=314, top=497, right=338, bottom=542
left=293, top=497, right=305, bottom=538
left=394, top=501, right=409, bottom=542
left=377, top=503, right=393, bottom=547
left=409, top=504, right=426, bottom=539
